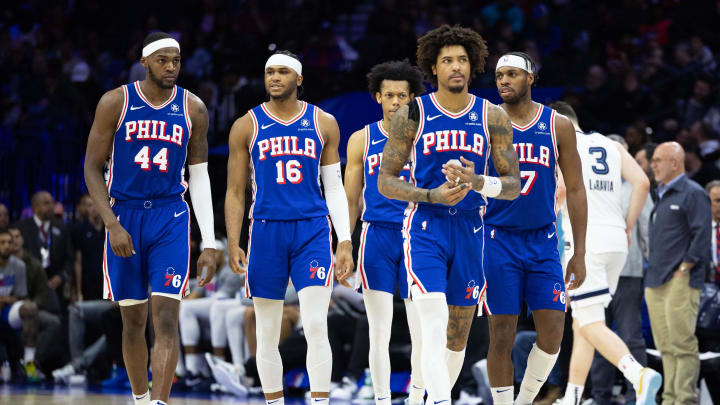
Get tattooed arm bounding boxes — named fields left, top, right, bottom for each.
left=379, top=100, right=469, bottom=205
left=485, top=104, right=520, bottom=199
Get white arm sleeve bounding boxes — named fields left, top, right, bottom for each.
left=188, top=162, right=216, bottom=249
left=321, top=162, right=352, bottom=243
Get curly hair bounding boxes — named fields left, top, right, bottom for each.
left=416, top=25, right=489, bottom=87
left=366, top=59, right=426, bottom=97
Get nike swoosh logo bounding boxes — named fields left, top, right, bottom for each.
left=268, top=400, right=279, bottom=404
left=261, top=123, right=276, bottom=130
left=371, top=138, right=386, bottom=145
left=313, top=399, right=328, bottom=402
left=130, top=105, right=144, bottom=111
left=497, top=388, right=510, bottom=393
left=378, top=398, right=388, bottom=401
left=474, top=226, right=482, bottom=234
left=434, top=401, right=448, bottom=404
left=547, top=232, right=555, bottom=238
left=174, top=210, right=186, bottom=218
left=426, top=114, right=442, bottom=121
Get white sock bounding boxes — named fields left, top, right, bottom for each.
left=405, top=299, right=425, bottom=405
left=515, top=344, right=559, bottom=404
left=408, top=383, right=426, bottom=405
left=364, top=289, right=394, bottom=402
left=149, top=401, right=166, bottom=405
left=562, top=383, right=584, bottom=405
left=254, top=298, right=285, bottom=393
left=491, top=386, right=514, bottom=405
left=299, top=286, right=333, bottom=393
left=185, top=353, right=203, bottom=375
left=132, top=391, right=150, bottom=405
left=24, top=347, right=36, bottom=363
left=412, top=290, right=451, bottom=403
left=446, top=348, right=465, bottom=388
left=266, top=398, right=285, bottom=405
left=618, top=353, right=644, bottom=387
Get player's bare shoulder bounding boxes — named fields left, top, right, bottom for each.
left=185, top=91, right=209, bottom=123
left=95, top=86, right=126, bottom=119
left=485, top=102, right=513, bottom=137
left=228, top=112, right=255, bottom=149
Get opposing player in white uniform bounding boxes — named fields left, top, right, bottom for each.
left=344, top=60, right=426, bottom=405
left=551, top=102, right=661, bottom=405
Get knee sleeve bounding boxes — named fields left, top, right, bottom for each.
left=254, top=298, right=285, bottom=393
left=364, top=289, right=394, bottom=397
left=298, top=286, right=332, bottom=393
left=412, top=287, right=451, bottom=401
left=404, top=298, right=425, bottom=391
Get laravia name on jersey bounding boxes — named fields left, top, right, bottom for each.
left=421, top=130, right=485, bottom=156
left=588, top=179, right=614, bottom=191
left=256, top=136, right=317, bottom=160
left=124, top=120, right=185, bottom=146
left=514, top=143, right=551, bottom=167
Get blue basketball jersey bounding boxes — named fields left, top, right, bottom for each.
left=412, top=93, right=490, bottom=211
left=484, top=104, right=559, bottom=230
left=108, top=82, right=191, bottom=201
left=361, top=120, right=411, bottom=224
left=248, top=102, right=329, bottom=220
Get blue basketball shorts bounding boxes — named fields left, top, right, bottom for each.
left=403, top=203, right=485, bottom=307
left=483, top=223, right=566, bottom=315
left=245, top=216, right=334, bottom=300
left=357, top=221, right=409, bottom=299
left=104, top=196, right=191, bottom=302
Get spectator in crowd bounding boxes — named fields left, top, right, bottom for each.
left=0, top=228, right=42, bottom=381
left=624, top=120, right=650, bottom=156
left=0, top=204, right=8, bottom=229
left=647, top=141, right=711, bottom=404
left=16, top=191, right=74, bottom=314
left=70, top=194, right=104, bottom=301
left=676, top=75, right=714, bottom=129
left=635, top=142, right=658, bottom=201
left=684, top=142, right=720, bottom=187
left=589, top=136, right=653, bottom=405
left=708, top=180, right=720, bottom=285
left=8, top=225, right=62, bottom=374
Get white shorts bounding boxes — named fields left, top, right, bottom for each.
left=566, top=251, right=626, bottom=310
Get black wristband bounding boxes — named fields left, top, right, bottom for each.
left=427, top=189, right=432, bottom=204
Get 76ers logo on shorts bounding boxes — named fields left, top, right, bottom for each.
left=309, top=259, right=327, bottom=280
left=465, top=280, right=480, bottom=300
left=165, top=267, right=182, bottom=288
left=552, top=283, right=566, bottom=305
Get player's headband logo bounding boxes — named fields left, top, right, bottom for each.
left=265, top=54, right=302, bottom=76
left=142, top=38, right=180, bottom=58
left=495, top=54, right=532, bottom=74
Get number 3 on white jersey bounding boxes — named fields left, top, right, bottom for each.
left=134, top=146, right=169, bottom=172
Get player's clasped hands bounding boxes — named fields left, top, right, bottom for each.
left=107, top=221, right=136, bottom=257
left=334, top=240, right=354, bottom=288
left=228, top=245, right=248, bottom=274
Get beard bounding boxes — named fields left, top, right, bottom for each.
left=448, top=83, right=465, bottom=94
left=502, top=85, right=529, bottom=105
left=148, top=65, right=176, bottom=89
left=0, top=252, right=9, bottom=261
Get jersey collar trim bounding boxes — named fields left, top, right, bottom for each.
left=134, top=81, right=177, bottom=110
left=511, top=103, right=543, bottom=131
left=376, top=120, right=390, bottom=137
left=429, top=93, right=476, bottom=119
left=260, top=101, right=307, bottom=126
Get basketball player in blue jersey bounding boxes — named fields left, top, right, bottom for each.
left=84, top=32, right=218, bottom=405
left=344, top=60, right=426, bottom=405
left=379, top=25, right=520, bottom=405
left=474, top=52, right=588, bottom=405
left=225, top=51, right=354, bottom=405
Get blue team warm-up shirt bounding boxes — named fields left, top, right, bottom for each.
left=248, top=101, right=328, bottom=220
left=484, top=104, right=559, bottom=230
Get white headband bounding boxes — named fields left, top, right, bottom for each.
left=496, top=54, right=532, bottom=73
left=142, top=38, right=180, bottom=57
left=265, top=54, right=302, bottom=75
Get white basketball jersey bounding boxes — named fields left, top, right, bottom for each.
left=575, top=130, right=627, bottom=253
